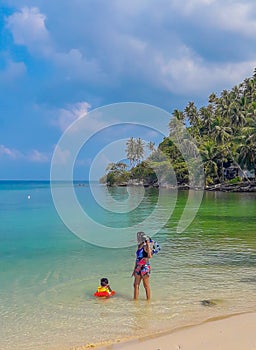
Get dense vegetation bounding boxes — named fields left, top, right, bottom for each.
left=101, top=70, right=256, bottom=187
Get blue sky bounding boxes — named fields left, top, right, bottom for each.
left=1, top=0, right=256, bottom=179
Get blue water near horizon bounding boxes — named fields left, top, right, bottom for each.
left=1, top=181, right=256, bottom=350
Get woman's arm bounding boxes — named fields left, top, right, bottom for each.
left=145, top=240, right=152, bottom=258
left=131, top=262, right=137, bottom=276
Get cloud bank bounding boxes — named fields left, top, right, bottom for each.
left=1, top=0, right=256, bottom=178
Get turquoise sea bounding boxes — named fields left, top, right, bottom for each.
left=1, top=181, right=256, bottom=350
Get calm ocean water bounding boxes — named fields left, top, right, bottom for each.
left=1, top=181, right=256, bottom=350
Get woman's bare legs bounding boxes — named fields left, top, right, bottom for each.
left=142, top=275, right=150, bottom=300
left=133, top=274, right=142, bottom=300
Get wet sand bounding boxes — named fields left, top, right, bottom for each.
left=96, top=311, right=256, bottom=350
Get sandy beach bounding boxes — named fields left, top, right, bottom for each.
left=97, top=312, right=256, bottom=350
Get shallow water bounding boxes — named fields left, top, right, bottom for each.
left=1, top=181, right=256, bottom=349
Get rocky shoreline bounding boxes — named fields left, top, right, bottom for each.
left=205, top=181, right=256, bottom=192
left=106, top=180, right=256, bottom=192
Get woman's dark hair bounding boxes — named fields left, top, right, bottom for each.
left=100, top=277, right=109, bottom=286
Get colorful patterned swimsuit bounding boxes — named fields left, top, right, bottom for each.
left=135, top=246, right=151, bottom=276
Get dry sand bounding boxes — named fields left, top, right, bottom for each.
left=98, top=312, right=256, bottom=350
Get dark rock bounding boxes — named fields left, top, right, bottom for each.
left=200, top=299, right=216, bottom=307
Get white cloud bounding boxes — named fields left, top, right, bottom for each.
left=6, top=7, right=102, bottom=82
left=0, top=144, right=50, bottom=163
left=214, top=3, right=256, bottom=37
left=156, top=44, right=256, bottom=95
left=4, top=1, right=256, bottom=110
left=6, top=7, right=52, bottom=55
left=172, top=0, right=256, bottom=37
left=0, top=144, right=20, bottom=158
left=54, top=102, right=91, bottom=131
left=27, top=149, right=49, bottom=162
left=53, top=102, right=114, bottom=141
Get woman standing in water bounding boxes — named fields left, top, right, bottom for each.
left=132, top=231, right=152, bottom=300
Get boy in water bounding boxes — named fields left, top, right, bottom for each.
left=96, top=277, right=112, bottom=295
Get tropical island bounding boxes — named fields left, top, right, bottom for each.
left=100, top=70, right=256, bottom=192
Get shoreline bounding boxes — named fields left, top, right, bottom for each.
left=72, top=310, right=256, bottom=350
left=92, top=311, right=256, bottom=350
left=104, top=180, right=256, bottom=192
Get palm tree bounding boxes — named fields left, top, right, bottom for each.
left=125, top=137, right=136, bottom=167
left=171, top=109, right=185, bottom=123
left=200, top=105, right=214, bottom=136
left=185, top=101, right=198, bottom=127
left=135, top=138, right=144, bottom=164
left=238, top=142, right=255, bottom=170
left=211, top=116, right=232, bottom=182
left=200, top=140, right=219, bottom=184
left=212, top=116, right=232, bottom=145
left=147, top=141, right=155, bottom=153
left=229, top=101, right=246, bottom=131
left=208, top=92, right=218, bottom=104
left=237, top=126, right=256, bottom=179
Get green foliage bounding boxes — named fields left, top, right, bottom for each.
left=102, top=69, right=256, bottom=187
left=161, top=69, right=256, bottom=185
left=103, top=162, right=130, bottom=186
left=130, top=161, right=158, bottom=185
left=106, top=172, right=116, bottom=186
left=228, top=177, right=242, bottom=184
